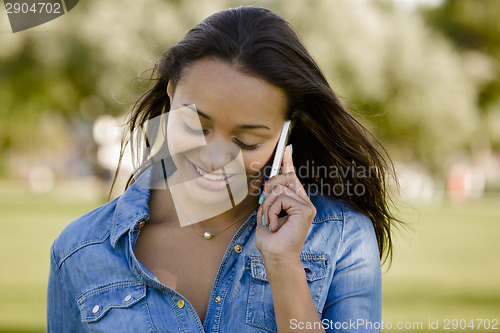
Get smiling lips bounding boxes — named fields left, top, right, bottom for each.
left=194, top=163, right=229, bottom=181
left=187, top=159, right=237, bottom=191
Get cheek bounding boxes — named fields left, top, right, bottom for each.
left=244, top=148, right=275, bottom=176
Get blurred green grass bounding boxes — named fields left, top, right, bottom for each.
left=0, top=181, right=499, bottom=332
left=0, top=180, right=104, bottom=333
left=381, top=197, right=500, bottom=332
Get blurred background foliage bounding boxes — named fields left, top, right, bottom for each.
left=0, top=0, right=500, bottom=182
left=0, top=0, right=500, bottom=197
left=1, top=0, right=500, bottom=188
left=1, top=0, right=499, bottom=332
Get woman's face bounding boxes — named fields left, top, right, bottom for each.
left=166, top=58, right=287, bottom=206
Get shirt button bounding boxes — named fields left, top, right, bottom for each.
left=177, top=300, right=185, bottom=308
left=215, top=295, right=221, bottom=303
left=138, top=221, right=146, bottom=229
left=124, top=294, right=132, bottom=302
left=233, top=244, right=242, bottom=253
left=92, top=305, right=100, bottom=313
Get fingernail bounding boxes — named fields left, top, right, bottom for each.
left=269, top=223, right=272, bottom=232
left=261, top=214, right=266, bottom=228
left=258, top=192, right=265, bottom=205
left=290, top=144, right=293, bottom=155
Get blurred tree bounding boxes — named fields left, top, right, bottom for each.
left=0, top=0, right=194, bottom=177
left=267, top=0, right=482, bottom=172
left=0, top=32, right=106, bottom=176
left=0, top=0, right=488, bottom=178
left=422, top=0, right=500, bottom=150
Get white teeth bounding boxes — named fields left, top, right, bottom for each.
left=194, top=164, right=228, bottom=181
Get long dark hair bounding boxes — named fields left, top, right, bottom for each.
left=114, top=6, right=401, bottom=264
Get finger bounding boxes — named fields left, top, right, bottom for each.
left=258, top=205, right=266, bottom=228
left=268, top=210, right=290, bottom=233
left=261, top=183, right=296, bottom=228
left=263, top=173, right=308, bottom=200
left=265, top=183, right=298, bottom=208
left=263, top=172, right=298, bottom=194
left=282, top=145, right=294, bottom=174
left=267, top=194, right=299, bottom=231
left=268, top=194, right=316, bottom=232
left=264, top=174, right=295, bottom=195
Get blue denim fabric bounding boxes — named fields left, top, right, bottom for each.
left=47, top=168, right=382, bottom=332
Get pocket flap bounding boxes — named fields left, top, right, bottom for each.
left=300, top=254, right=329, bottom=282
left=248, top=253, right=328, bottom=282
left=77, top=281, right=146, bottom=323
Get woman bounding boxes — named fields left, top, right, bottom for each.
left=47, top=6, right=399, bottom=333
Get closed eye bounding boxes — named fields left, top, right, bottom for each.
left=183, top=122, right=207, bottom=135
left=184, top=121, right=259, bottom=150
left=233, top=138, right=259, bottom=150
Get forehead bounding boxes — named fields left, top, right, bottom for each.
left=173, top=58, right=287, bottom=127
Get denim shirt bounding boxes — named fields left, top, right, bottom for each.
left=47, top=168, right=382, bottom=333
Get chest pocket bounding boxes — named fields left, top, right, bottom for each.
left=77, top=281, right=152, bottom=333
left=245, top=253, right=329, bottom=333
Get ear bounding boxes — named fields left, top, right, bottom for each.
left=166, top=80, right=174, bottom=104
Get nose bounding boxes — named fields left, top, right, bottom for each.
left=199, top=139, right=240, bottom=172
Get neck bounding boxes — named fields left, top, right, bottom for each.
left=148, top=179, right=260, bottom=231
left=194, top=194, right=259, bottom=231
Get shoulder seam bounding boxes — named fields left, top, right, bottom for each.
left=57, top=231, right=110, bottom=268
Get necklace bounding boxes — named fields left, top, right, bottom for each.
left=171, top=195, right=258, bottom=240
left=189, top=205, right=257, bottom=239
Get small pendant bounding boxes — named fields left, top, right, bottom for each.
left=203, top=232, right=213, bottom=240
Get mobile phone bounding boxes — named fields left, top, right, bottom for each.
left=270, top=120, right=294, bottom=177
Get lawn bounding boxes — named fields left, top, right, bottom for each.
left=0, top=180, right=498, bottom=332
left=0, top=180, right=105, bottom=333
left=381, top=197, right=500, bottom=332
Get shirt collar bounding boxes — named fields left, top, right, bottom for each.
left=111, top=167, right=153, bottom=248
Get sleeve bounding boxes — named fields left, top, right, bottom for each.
left=47, top=244, right=83, bottom=332
left=321, top=205, right=382, bottom=333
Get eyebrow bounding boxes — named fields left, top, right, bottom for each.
left=183, top=104, right=270, bottom=130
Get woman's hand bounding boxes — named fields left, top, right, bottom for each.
left=255, top=145, right=317, bottom=262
